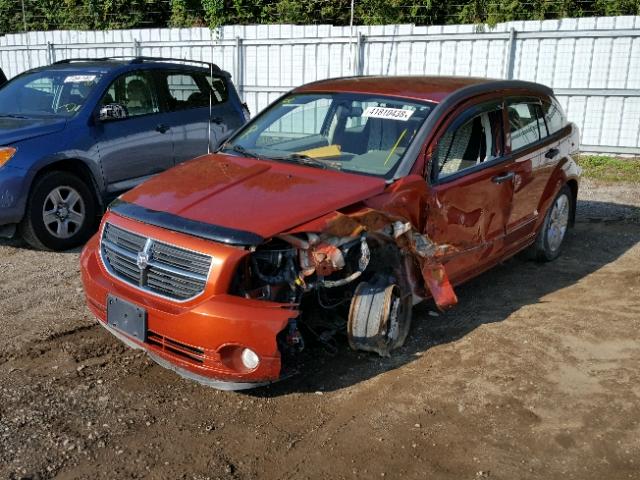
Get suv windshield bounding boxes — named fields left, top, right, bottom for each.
left=0, top=70, right=103, bottom=117
left=224, top=93, right=435, bottom=177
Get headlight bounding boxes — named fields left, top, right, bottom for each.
left=0, top=147, right=16, bottom=168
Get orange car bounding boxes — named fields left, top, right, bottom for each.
left=81, top=76, right=581, bottom=389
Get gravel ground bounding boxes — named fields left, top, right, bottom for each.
left=0, top=179, right=639, bottom=480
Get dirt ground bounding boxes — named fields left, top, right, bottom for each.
left=1, top=178, right=639, bottom=480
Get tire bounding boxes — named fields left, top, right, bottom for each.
left=19, top=171, right=97, bottom=251
left=347, top=280, right=412, bottom=357
left=530, top=185, right=572, bottom=262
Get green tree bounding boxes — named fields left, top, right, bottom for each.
left=170, top=0, right=206, bottom=27
left=2, top=0, right=639, bottom=34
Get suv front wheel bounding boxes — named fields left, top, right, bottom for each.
left=20, top=171, right=96, bottom=251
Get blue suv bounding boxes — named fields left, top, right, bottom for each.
left=0, top=57, right=248, bottom=250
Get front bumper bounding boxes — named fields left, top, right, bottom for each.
left=80, top=219, right=298, bottom=389
left=0, top=165, right=29, bottom=225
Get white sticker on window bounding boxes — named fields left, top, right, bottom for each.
left=362, top=106, right=414, bottom=121
left=64, top=75, right=97, bottom=83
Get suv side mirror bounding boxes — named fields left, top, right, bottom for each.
left=99, top=103, right=128, bottom=122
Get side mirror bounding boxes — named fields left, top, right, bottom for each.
left=99, top=103, right=128, bottom=122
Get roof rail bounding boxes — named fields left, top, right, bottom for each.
left=53, top=56, right=222, bottom=72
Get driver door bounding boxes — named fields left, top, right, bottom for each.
left=425, top=97, right=515, bottom=284
left=93, top=70, right=175, bottom=195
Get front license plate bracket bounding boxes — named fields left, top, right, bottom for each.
left=107, top=295, right=147, bottom=342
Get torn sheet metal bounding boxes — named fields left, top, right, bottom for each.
left=315, top=216, right=457, bottom=310
left=277, top=175, right=457, bottom=310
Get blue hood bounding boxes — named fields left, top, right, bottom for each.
left=0, top=116, right=67, bottom=146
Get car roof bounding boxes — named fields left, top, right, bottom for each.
left=27, top=59, right=224, bottom=76
left=294, top=76, right=552, bottom=103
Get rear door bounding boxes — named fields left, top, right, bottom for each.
left=93, top=70, right=175, bottom=194
left=425, top=97, right=514, bottom=283
left=505, top=97, right=565, bottom=239
left=157, top=69, right=244, bottom=164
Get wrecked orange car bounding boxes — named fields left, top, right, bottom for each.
left=80, top=76, right=581, bottom=389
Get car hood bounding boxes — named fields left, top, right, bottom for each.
left=119, top=154, right=387, bottom=240
left=0, top=116, right=67, bottom=145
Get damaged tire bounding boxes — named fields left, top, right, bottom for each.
left=347, top=281, right=412, bottom=357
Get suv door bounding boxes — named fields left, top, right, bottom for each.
left=425, top=97, right=514, bottom=283
left=157, top=69, right=244, bottom=163
left=93, top=70, right=175, bottom=194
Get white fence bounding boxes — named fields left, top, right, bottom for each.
left=1, top=15, right=640, bottom=154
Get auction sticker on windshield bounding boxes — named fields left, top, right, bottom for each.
left=362, top=106, right=414, bottom=121
left=64, top=75, right=97, bottom=83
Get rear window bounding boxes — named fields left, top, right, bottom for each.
left=162, top=71, right=228, bottom=111
left=507, top=102, right=546, bottom=150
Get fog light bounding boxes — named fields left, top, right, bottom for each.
left=241, top=348, right=260, bottom=370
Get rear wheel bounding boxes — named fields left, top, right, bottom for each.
left=20, top=171, right=96, bottom=251
left=531, top=185, right=572, bottom=262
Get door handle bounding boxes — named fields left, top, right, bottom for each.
left=210, top=117, right=223, bottom=124
left=545, top=147, right=560, bottom=159
left=155, top=124, right=170, bottom=134
left=492, top=171, right=515, bottom=184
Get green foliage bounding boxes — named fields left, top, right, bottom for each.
left=576, top=155, right=640, bottom=183
left=170, top=0, right=206, bottom=27
left=1, top=0, right=639, bottom=33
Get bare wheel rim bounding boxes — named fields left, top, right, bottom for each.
left=547, top=193, right=570, bottom=253
left=42, top=186, right=86, bottom=239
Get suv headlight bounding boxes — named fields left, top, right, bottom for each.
left=0, top=147, right=16, bottom=169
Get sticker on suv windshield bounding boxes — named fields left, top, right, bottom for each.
left=64, top=75, right=97, bottom=84
left=362, top=107, right=414, bottom=121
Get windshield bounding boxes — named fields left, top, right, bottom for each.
left=0, top=70, right=103, bottom=117
left=224, top=93, right=435, bottom=177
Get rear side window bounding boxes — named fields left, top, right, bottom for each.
left=163, top=71, right=228, bottom=111
left=507, top=102, right=546, bottom=150
left=542, top=101, right=566, bottom=135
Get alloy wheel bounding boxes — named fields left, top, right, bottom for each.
left=42, top=186, right=86, bottom=239
left=547, top=193, right=570, bottom=253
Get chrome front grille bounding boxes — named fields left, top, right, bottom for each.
left=100, top=223, right=212, bottom=301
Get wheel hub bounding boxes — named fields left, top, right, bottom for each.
left=56, top=204, right=69, bottom=220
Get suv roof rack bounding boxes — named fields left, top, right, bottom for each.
left=53, top=56, right=222, bottom=72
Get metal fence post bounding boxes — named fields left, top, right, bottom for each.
left=504, top=28, right=517, bottom=79
left=236, top=36, right=244, bottom=99
left=356, top=33, right=365, bottom=76
left=47, top=42, right=56, bottom=64
left=133, top=39, right=141, bottom=57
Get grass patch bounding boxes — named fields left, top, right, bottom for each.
left=575, top=155, right=640, bottom=183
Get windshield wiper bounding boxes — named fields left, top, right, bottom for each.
left=0, top=114, right=28, bottom=119
left=222, top=144, right=262, bottom=159
left=274, top=153, right=341, bottom=171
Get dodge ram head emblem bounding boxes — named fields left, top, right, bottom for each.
left=136, top=250, right=150, bottom=270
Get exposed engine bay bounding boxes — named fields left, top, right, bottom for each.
left=230, top=208, right=459, bottom=368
